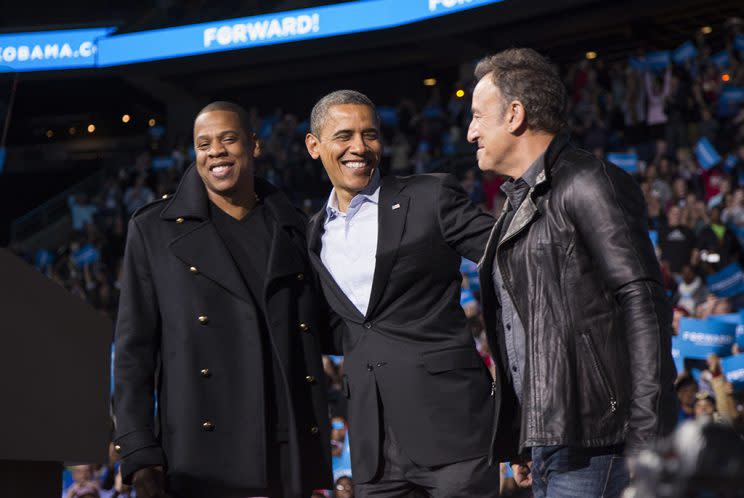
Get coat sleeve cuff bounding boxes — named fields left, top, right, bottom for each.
left=114, top=430, right=166, bottom=484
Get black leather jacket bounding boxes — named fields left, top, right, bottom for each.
left=479, top=132, right=678, bottom=460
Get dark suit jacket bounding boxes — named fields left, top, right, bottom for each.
left=308, top=173, right=496, bottom=483
left=114, top=165, right=332, bottom=497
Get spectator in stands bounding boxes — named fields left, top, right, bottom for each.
left=697, top=206, right=743, bottom=271
left=660, top=205, right=697, bottom=274
left=672, top=264, right=708, bottom=314
left=676, top=376, right=699, bottom=423
left=122, top=175, right=154, bottom=215
left=68, top=193, right=98, bottom=232
left=333, top=476, right=354, bottom=498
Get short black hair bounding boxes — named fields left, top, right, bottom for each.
left=309, top=89, right=377, bottom=137
left=195, top=101, right=253, bottom=136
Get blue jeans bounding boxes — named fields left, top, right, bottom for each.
left=531, top=445, right=629, bottom=498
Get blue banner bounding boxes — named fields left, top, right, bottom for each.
left=722, top=354, right=744, bottom=392
left=707, top=263, right=744, bottom=298
left=645, top=50, right=671, bottom=72
left=648, top=230, right=659, bottom=249
left=673, top=41, right=697, bottom=64
left=694, top=137, right=721, bottom=170
left=724, top=154, right=738, bottom=173
left=607, top=152, right=638, bottom=174
left=671, top=336, right=685, bottom=373
left=0, top=27, right=115, bottom=72
left=0, top=146, right=5, bottom=175
left=97, top=0, right=503, bottom=67
left=710, top=50, right=730, bottom=69
left=71, top=243, right=100, bottom=267
left=677, top=317, right=736, bottom=358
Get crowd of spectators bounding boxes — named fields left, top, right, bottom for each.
left=6, top=18, right=744, bottom=497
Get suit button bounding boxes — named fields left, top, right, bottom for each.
left=363, top=322, right=372, bottom=329
left=305, top=375, right=316, bottom=384
left=189, top=266, right=199, bottom=274
left=310, top=426, right=319, bottom=435
left=296, top=273, right=304, bottom=281
left=202, top=420, right=215, bottom=431
left=198, top=315, right=209, bottom=324
left=176, top=217, right=185, bottom=224
left=200, top=368, right=211, bottom=378
left=298, top=322, right=310, bottom=332
left=114, top=445, right=121, bottom=453
left=367, top=363, right=374, bottom=371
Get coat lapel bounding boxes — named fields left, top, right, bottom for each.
left=498, top=169, right=547, bottom=249
left=365, top=177, right=409, bottom=319
left=169, top=221, right=252, bottom=303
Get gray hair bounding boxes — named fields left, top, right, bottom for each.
left=474, top=48, right=566, bottom=134
left=309, top=89, right=377, bottom=137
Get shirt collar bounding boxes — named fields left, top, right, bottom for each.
left=325, top=168, right=381, bottom=222
left=500, top=153, right=544, bottom=210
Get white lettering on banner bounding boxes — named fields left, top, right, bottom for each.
left=728, top=369, right=744, bottom=381
left=203, top=14, right=320, bottom=48
left=710, top=271, right=744, bottom=292
left=681, top=331, right=734, bottom=346
left=429, top=0, right=473, bottom=11
left=0, top=42, right=98, bottom=63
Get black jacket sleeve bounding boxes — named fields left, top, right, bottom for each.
left=436, top=173, right=495, bottom=263
left=563, top=161, right=676, bottom=454
left=113, top=218, right=166, bottom=483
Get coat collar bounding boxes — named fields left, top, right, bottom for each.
left=160, top=163, right=304, bottom=233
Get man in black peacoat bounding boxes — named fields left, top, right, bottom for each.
left=113, top=102, right=332, bottom=498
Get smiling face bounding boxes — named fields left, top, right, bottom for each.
left=193, top=110, right=254, bottom=200
left=467, top=76, right=516, bottom=176
left=305, top=104, right=381, bottom=206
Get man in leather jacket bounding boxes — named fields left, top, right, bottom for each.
left=468, top=48, right=677, bottom=497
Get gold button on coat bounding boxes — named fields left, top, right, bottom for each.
left=296, top=273, right=304, bottom=281
left=198, top=315, right=209, bottom=324
left=162, top=194, right=170, bottom=199
left=114, top=445, right=121, bottom=453
left=305, top=375, right=316, bottom=383
left=310, top=426, right=319, bottom=434
left=189, top=266, right=199, bottom=274
left=200, top=368, right=211, bottom=378
left=176, top=217, right=185, bottom=224
left=202, top=420, right=215, bottom=431
left=298, top=323, right=309, bottom=332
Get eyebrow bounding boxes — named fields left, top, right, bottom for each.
left=331, top=127, right=378, bottom=138
left=195, top=130, right=241, bottom=141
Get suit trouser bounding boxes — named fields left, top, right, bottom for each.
left=354, top=422, right=500, bottom=498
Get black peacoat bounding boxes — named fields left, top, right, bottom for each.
left=113, top=165, right=332, bottom=497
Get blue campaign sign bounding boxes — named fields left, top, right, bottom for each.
left=694, top=137, right=721, bottom=170
left=71, top=243, right=100, bottom=267
left=97, top=0, right=504, bottom=66
left=0, top=27, right=115, bottom=72
left=706, top=263, right=744, bottom=298
left=671, top=337, right=685, bottom=373
left=648, top=230, right=659, bottom=248
left=724, top=154, right=738, bottom=173
left=607, top=152, right=638, bottom=174
left=710, top=50, right=730, bottom=69
left=722, top=354, right=744, bottom=392
left=673, top=41, right=697, bottom=64
left=645, top=50, right=671, bottom=72
left=677, top=317, right=736, bottom=358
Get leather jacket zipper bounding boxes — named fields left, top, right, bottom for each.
left=580, top=331, right=617, bottom=414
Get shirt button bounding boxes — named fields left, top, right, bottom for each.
left=363, top=322, right=372, bottom=329
left=367, top=363, right=374, bottom=371
left=512, top=365, right=518, bottom=373
left=506, top=323, right=512, bottom=330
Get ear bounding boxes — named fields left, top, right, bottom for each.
left=305, top=133, right=321, bottom=160
left=506, top=100, right=526, bottom=134
left=252, top=135, right=261, bottom=158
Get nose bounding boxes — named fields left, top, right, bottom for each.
left=466, top=120, right=478, bottom=144
left=208, top=141, right=227, bottom=157
left=348, top=133, right=367, bottom=154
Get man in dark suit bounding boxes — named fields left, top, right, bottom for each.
left=304, top=90, right=498, bottom=497
left=114, top=101, right=332, bottom=498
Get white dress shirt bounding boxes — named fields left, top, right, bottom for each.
left=320, top=171, right=380, bottom=316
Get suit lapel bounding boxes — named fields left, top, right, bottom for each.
left=308, top=210, right=366, bottom=322
left=365, top=178, right=409, bottom=319
left=169, top=221, right=252, bottom=303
